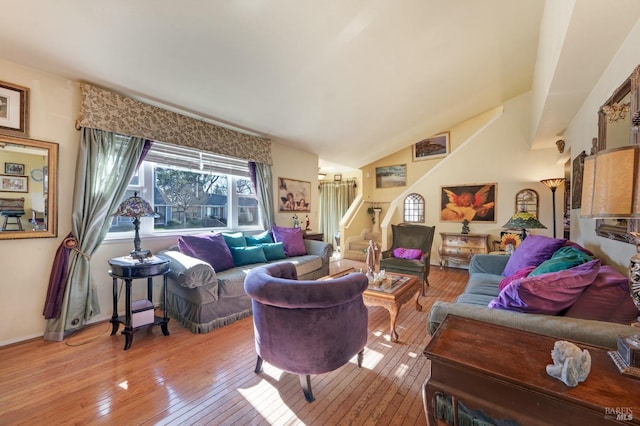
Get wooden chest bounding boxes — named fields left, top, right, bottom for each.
left=438, top=232, right=489, bottom=269
left=423, top=315, right=640, bottom=425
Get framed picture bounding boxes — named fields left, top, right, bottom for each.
left=334, top=173, right=342, bottom=181
left=278, top=177, right=311, bottom=212
left=4, top=162, right=25, bottom=175
left=0, top=81, right=29, bottom=137
left=571, top=151, right=587, bottom=209
left=0, top=174, right=28, bottom=193
left=413, top=132, right=449, bottom=161
left=440, top=183, right=496, bottom=222
left=376, top=164, right=406, bottom=188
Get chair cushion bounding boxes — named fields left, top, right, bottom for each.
left=178, top=233, right=235, bottom=272
left=466, top=273, right=503, bottom=297
left=380, top=257, right=423, bottom=273
left=392, top=247, right=422, bottom=259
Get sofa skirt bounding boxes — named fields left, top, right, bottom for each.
left=167, top=289, right=252, bottom=334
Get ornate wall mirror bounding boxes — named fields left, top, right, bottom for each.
left=594, top=65, right=640, bottom=243
left=0, top=135, right=58, bottom=240
left=515, top=189, right=539, bottom=217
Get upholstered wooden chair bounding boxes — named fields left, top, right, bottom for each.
left=244, top=262, right=369, bottom=402
left=380, top=223, right=436, bottom=296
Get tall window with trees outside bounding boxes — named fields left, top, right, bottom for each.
left=109, top=141, right=260, bottom=237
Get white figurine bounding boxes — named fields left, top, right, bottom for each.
left=545, top=340, right=591, bottom=387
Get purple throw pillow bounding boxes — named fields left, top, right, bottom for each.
left=393, top=247, right=423, bottom=260
left=178, top=233, right=235, bottom=272
left=498, top=265, right=535, bottom=291
left=489, top=259, right=600, bottom=315
left=502, top=235, right=566, bottom=277
left=565, top=265, right=640, bottom=324
left=271, top=225, right=307, bottom=256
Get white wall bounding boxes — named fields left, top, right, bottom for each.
left=564, top=18, right=640, bottom=273
left=270, top=142, right=320, bottom=229
left=0, top=61, right=320, bottom=345
left=0, top=60, right=79, bottom=345
left=364, top=93, right=563, bottom=264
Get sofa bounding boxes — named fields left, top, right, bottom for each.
left=428, top=236, right=640, bottom=350
left=159, top=227, right=334, bottom=333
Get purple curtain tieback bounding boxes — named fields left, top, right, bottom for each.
left=42, top=235, right=87, bottom=319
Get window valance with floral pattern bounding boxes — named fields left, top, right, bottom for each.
left=77, top=83, right=272, bottom=165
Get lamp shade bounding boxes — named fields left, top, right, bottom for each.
left=503, top=211, right=547, bottom=241
left=502, top=211, right=547, bottom=230
left=580, top=145, right=640, bottom=218
left=540, top=178, right=565, bottom=190
left=113, top=192, right=156, bottom=261
left=114, top=192, right=156, bottom=218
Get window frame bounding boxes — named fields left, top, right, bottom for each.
left=106, top=145, right=262, bottom=241
left=403, top=193, right=425, bottom=223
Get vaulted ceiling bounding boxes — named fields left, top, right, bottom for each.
left=0, top=1, right=639, bottom=172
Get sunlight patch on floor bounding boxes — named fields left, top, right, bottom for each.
left=261, top=363, right=285, bottom=380
left=361, top=348, right=384, bottom=369
left=395, top=363, right=409, bottom=378
left=238, top=378, right=302, bottom=425
left=97, top=396, right=112, bottom=417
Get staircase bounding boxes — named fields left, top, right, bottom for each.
left=343, top=231, right=381, bottom=261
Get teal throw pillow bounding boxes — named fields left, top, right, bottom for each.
left=245, top=230, right=274, bottom=246
left=529, top=246, right=593, bottom=277
left=230, top=246, right=267, bottom=266
left=261, top=242, right=286, bottom=261
left=223, top=232, right=247, bottom=248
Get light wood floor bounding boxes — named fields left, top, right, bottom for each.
left=0, top=260, right=467, bottom=425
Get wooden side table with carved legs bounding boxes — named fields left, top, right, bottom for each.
left=362, top=273, right=421, bottom=343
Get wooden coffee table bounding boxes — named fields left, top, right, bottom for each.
left=363, top=273, right=422, bottom=343
left=322, top=269, right=422, bottom=342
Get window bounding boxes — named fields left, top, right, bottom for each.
left=403, top=193, right=425, bottom=223
left=109, top=141, right=261, bottom=236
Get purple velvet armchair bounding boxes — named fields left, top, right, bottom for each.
left=244, top=262, right=369, bottom=402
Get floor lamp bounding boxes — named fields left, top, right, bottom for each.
left=540, top=178, right=565, bottom=238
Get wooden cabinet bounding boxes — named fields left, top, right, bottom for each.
left=302, top=232, right=323, bottom=241
left=423, top=315, right=640, bottom=425
left=438, top=232, right=489, bottom=269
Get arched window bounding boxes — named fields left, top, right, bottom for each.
left=403, top=193, right=424, bottom=223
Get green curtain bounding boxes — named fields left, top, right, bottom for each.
left=250, top=162, right=274, bottom=230
left=44, top=128, right=146, bottom=341
left=319, top=179, right=356, bottom=245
